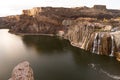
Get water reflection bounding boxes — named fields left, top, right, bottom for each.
left=70, top=46, right=120, bottom=80
left=0, top=29, right=120, bottom=80
left=22, top=35, right=70, bottom=53
left=0, top=29, right=28, bottom=80
left=0, top=29, right=26, bottom=57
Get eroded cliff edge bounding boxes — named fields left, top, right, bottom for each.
left=1, top=5, right=120, bottom=61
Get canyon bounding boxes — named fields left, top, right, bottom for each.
left=1, top=5, right=120, bottom=61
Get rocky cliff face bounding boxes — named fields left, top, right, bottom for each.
left=1, top=5, right=120, bottom=60
left=0, top=15, right=20, bottom=29
left=9, top=8, right=66, bottom=34
left=6, top=5, right=120, bottom=33
left=64, top=17, right=120, bottom=59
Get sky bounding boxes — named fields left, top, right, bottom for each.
left=0, top=0, right=120, bottom=17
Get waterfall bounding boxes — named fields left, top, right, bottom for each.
left=109, top=35, right=114, bottom=56
left=97, top=33, right=101, bottom=54
left=92, top=33, right=98, bottom=53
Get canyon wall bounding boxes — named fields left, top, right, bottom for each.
left=1, top=5, right=120, bottom=60
left=64, top=19, right=120, bottom=57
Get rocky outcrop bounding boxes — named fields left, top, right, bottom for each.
left=9, top=61, right=34, bottom=80
left=64, top=18, right=120, bottom=61
left=4, top=5, right=120, bottom=33
left=0, top=15, right=20, bottom=29
left=22, top=6, right=120, bottom=19
left=65, top=21, right=111, bottom=55
left=93, top=5, right=106, bottom=10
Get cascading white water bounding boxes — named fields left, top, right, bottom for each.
left=109, top=35, right=114, bottom=56
left=97, top=33, right=101, bottom=54
left=92, top=33, right=98, bottom=53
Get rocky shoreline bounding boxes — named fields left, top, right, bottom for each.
left=10, top=32, right=54, bottom=36
left=1, top=5, right=120, bottom=61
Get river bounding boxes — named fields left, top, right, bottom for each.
left=0, top=29, right=120, bottom=80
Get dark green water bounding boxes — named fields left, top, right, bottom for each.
left=0, top=29, right=120, bottom=80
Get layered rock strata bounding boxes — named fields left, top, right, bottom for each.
left=65, top=21, right=120, bottom=56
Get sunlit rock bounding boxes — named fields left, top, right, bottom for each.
left=62, top=19, right=75, bottom=26
left=57, top=30, right=65, bottom=37
left=9, top=61, right=34, bottom=80
left=115, top=52, right=120, bottom=61
left=111, top=31, right=120, bottom=51
left=103, top=25, right=112, bottom=31
left=65, top=20, right=118, bottom=56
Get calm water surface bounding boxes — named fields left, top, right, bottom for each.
left=0, top=29, right=120, bottom=80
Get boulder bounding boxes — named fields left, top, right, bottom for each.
left=9, top=61, right=34, bottom=80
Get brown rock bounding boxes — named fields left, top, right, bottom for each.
left=9, top=61, right=34, bottom=80
left=100, top=32, right=111, bottom=55
left=115, top=52, right=120, bottom=61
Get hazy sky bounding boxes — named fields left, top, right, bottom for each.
left=0, top=0, right=120, bottom=16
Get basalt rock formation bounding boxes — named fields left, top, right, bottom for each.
left=0, top=15, right=21, bottom=29
left=3, top=5, right=120, bottom=33
left=65, top=20, right=119, bottom=56
left=9, top=61, right=34, bottom=80
left=1, top=5, right=120, bottom=60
